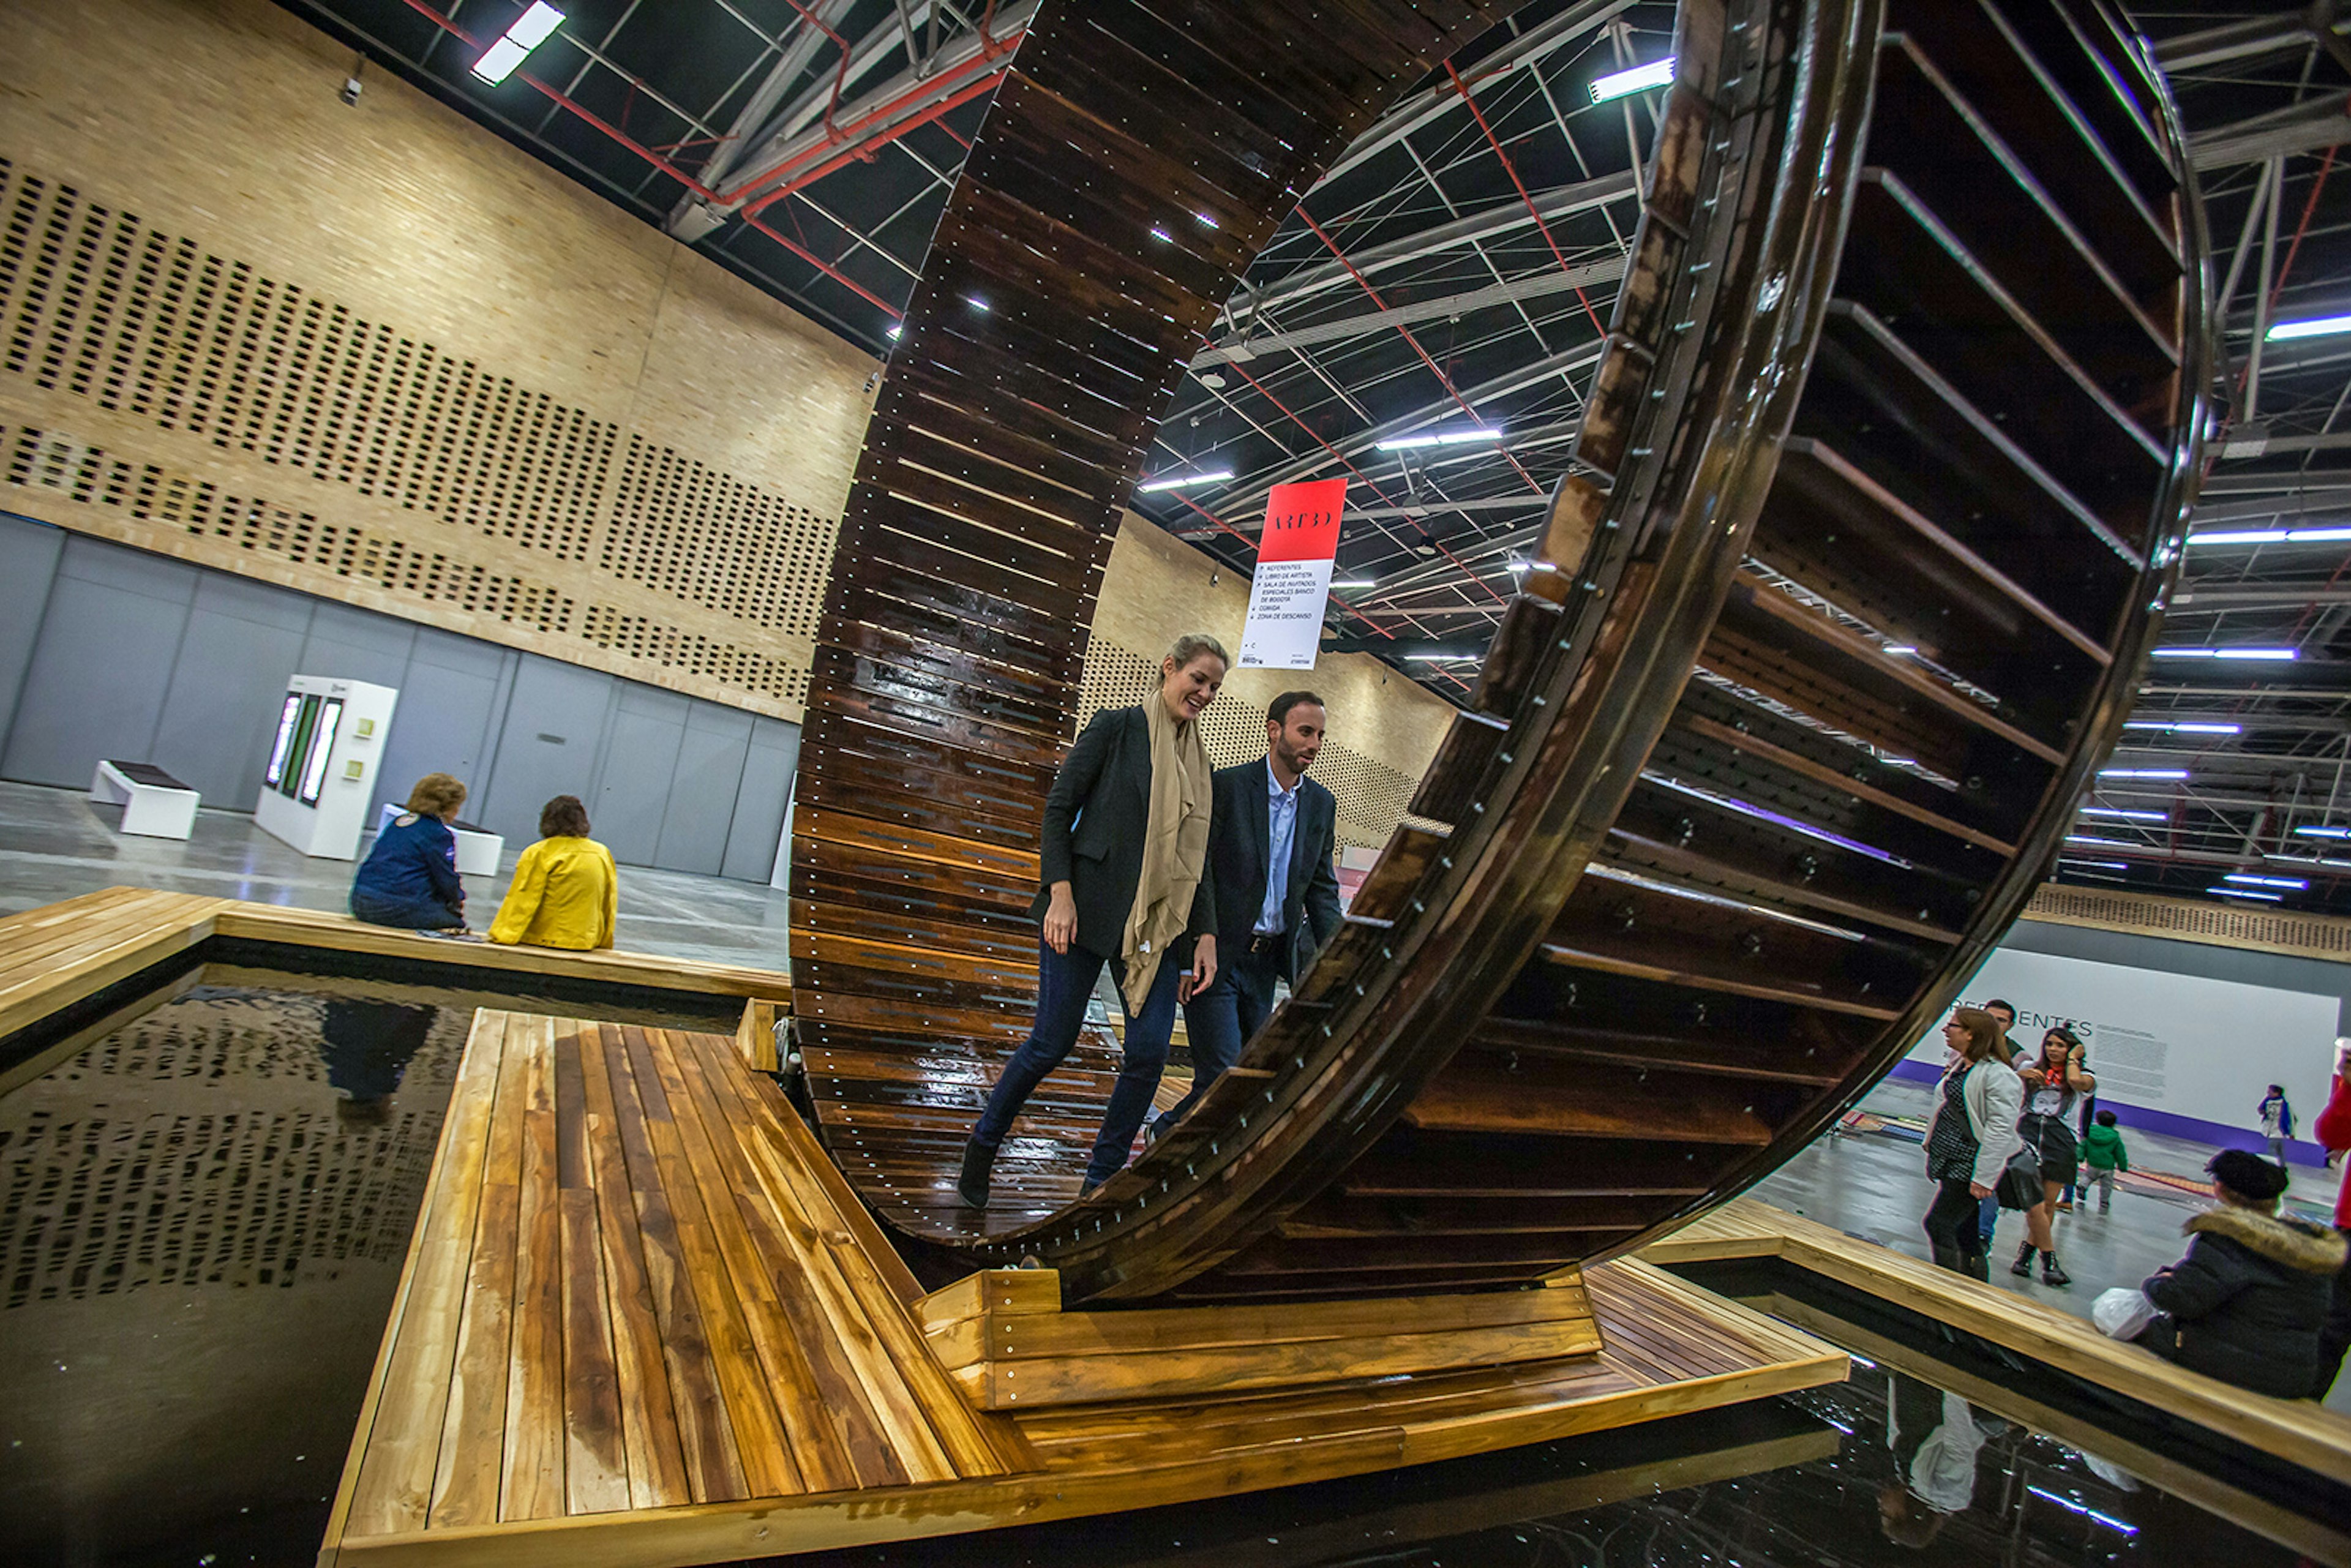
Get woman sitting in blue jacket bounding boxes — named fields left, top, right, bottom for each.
left=350, top=773, right=470, bottom=931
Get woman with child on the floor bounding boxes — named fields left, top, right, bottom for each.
left=2012, top=1025, right=2094, bottom=1287
left=2108, top=1147, right=2345, bottom=1398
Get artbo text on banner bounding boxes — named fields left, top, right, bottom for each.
left=1239, top=478, right=1347, bottom=669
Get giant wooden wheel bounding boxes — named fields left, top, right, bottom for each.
left=789, top=0, right=2209, bottom=1304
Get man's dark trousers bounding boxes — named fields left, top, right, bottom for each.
left=1151, top=759, right=1340, bottom=1138
left=1155, top=932, right=1283, bottom=1131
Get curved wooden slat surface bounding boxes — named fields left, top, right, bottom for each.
left=791, top=0, right=2210, bottom=1305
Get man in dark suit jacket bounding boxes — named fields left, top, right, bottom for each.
left=1152, top=691, right=1343, bottom=1138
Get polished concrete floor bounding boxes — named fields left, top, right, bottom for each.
left=1753, top=1075, right=2351, bottom=1414
left=5, top=779, right=2345, bottom=1411
left=0, top=779, right=792, bottom=970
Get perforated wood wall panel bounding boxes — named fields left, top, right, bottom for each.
left=0, top=154, right=841, bottom=718
left=2025, top=883, right=2351, bottom=961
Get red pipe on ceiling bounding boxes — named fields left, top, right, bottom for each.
left=392, top=0, right=907, bottom=318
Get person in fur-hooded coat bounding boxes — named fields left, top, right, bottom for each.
left=2136, top=1147, right=2347, bottom=1398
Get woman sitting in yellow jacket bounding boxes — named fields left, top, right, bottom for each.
left=487, top=795, right=617, bottom=950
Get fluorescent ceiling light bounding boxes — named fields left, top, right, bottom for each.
left=2271, top=852, right=2351, bottom=869
left=2265, top=312, right=2351, bottom=341
left=472, top=1, right=564, bottom=83
left=2098, top=768, right=2187, bottom=779
left=2079, top=806, right=2165, bottom=820
left=1404, top=651, right=1474, bottom=661
left=885, top=323, right=902, bottom=339
left=2293, top=825, right=2351, bottom=838
left=2225, top=873, right=2307, bottom=889
left=1195, top=211, right=1219, bottom=229
left=1149, top=226, right=1172, bottom=244
left=2061, top=860, right=2129, bottom=871
left=2148, top=647, right=2298, bottom=660
left=1507, top=560, right=1529, bottom=574
left=1881, top=644, right=1916, bottom=656
left=1138, top=470, right=1233, bottom=493
left=2188, top=525, right=2351, bottom=546
left=1332, top=579, right=1378, bottom=590
left=2123, top=720, right=2239, bottom=733
left=2064, top=835, right=2135, bottom=847
left=1591, top=57, right=1674, bottom=102
left=2209, top=885, right=2284, bottom=901
left=1374, top=427, right=1505, bottom=451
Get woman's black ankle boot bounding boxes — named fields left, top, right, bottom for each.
left=957, top=1139, right=996, bottom=1208
left=2011, top=1242, right=2037, bottom=1277
left=2041, top=1251, right=2071, bottom=1287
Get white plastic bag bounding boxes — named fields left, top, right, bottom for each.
left=2091, top=1286, right=2156, bottom=1341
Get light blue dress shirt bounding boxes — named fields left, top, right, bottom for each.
left=1257, top=759, right=1298, bottom=935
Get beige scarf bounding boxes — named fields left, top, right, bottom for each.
left=1118, top=694, right=1213, bottom=1013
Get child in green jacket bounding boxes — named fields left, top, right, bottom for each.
left=2082, top=1109, right=2130, bottom=1212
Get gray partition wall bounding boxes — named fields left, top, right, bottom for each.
left=0, top=512, right=798, bottom=881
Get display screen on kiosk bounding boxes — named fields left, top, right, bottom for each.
left=277, top=696, right=320, bottom=800
left=263, top=693, right=301, bottom=789
left=298, top=698, right=342, bottom=806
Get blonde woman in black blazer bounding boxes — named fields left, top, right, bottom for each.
left=959, top=633, right=1225, bottom=1206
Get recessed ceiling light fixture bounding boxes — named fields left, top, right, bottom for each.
left=473, top=1, right=565, bottom=83
left=2188, top=525, right=2351, bottom=546
left=1591, top=58, right=1674, bottom=102
left=2264, top=312, right=2351, bottom=341
left=1136, top=470, right=1234, bottom=493
left=1374, top=427, right=1505, bottom=451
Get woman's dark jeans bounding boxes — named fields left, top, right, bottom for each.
left=972, top=934, right=1184, bottom=1187
left=350, top=888, right=464, bottom=930
left=1922, top=1176, right=1984, bottom=1266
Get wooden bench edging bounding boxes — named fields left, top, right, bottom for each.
left=1640, top=1198, right=2351, bottom=1477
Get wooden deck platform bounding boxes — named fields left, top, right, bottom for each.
left=0, top=887, right=793, bottom=1092
left=1640, top=1197, right=2351, bottom=1480
left=319, top=1010, right=1847, bottom=1567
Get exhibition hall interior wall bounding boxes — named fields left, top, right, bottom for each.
left=1908, top=915, right=2351, bottom=1166
left=0, top=511, right=798, bottom=881
left=0, top=0, right=1457, bottom=864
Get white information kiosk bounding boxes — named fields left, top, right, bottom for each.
left=253, top=675, right=399, bottom=860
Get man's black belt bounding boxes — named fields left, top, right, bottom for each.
left=1243, top=931, right=1284, bottom=955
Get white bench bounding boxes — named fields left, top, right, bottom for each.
left=374, top=803, right=506, bottom=877
left=89, top=760, right=201, bottom=840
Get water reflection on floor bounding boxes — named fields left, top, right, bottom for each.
left=0, top=970, right=730, bottom=1568
left=2, top=977, right=2339, bottom=1568
left=776, top=1356, right=2321, bottom=1568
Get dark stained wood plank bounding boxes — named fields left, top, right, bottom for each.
left=552, top=1027, right=631, bottom=1515
left=500, top=1015, right=568, bottom=1522
left=593, top=1022, right=749, bottom=1504
left=569, top=1019, right=692, bottom=1511
left=617, top=1024, right=805, bottom=1501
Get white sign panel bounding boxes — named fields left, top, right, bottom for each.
left=1910, top=947, right=2338, bottom=1137
left=1238, top=478, right=1346, bottom=671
